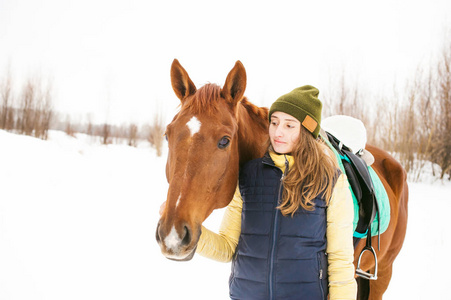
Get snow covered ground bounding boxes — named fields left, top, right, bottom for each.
left=1, top=130, right=450, bottom=300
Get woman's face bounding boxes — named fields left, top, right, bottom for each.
left=269, top=111, right=301, bottom=154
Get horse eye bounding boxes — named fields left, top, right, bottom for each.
left=218, top=136, right=230, bottom=149
left=164, top=133, right=168, bottom=141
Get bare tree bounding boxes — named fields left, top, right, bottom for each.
left=102, top=123, right=111, bottom=145
left=128, top=123, right=138, bottom=147
left=148, top=112, right=165, bottom=156
left=377, top=93, right=400, bottom=153
left=430, top=36, right=451, bottom=179
left=39, top=82, right=54, bottom=140
left=0, top=68, right=13, bottom=130
left=398, top=83, right=417, bottom=174
left=19, top=79, right=36, bottom=136
left=15, top=76, right=54, bottom=139
left=323, top=71, right=369, bottom=124
left=65, top=115, right=76, bottom=137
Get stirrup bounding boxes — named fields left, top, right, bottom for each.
left=356, top=246, right=378, bottom=280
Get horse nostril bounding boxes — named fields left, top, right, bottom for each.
left=181, top=225, right=191, bottom=246
left=155, top=223, right=161, bottom=243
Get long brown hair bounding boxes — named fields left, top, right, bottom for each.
left=277, top=127, right=338, bottom=216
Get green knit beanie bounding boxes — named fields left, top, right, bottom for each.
left=269, top=85, right=322, bottom=138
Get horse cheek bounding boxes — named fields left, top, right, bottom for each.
left=165, top=159, right=170, bottom=182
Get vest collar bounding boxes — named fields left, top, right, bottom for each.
left=262, top=150, right=294, bottom=174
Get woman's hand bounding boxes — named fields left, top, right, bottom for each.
left=159, top=201, right=166, bottom=216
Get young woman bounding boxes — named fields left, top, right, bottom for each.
left=195, top=85, right=357, bottom=300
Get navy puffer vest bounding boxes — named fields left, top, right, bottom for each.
left=229, top=153, right=329, bottom=300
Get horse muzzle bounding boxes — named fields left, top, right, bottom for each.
left=155, top=220, right=200, bottom=261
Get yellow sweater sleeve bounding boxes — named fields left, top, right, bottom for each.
left=327, top=173, right=358, bottom=300
left=195, top=185, right=242, bottom=262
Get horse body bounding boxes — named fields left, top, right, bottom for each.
left=156, top=60, right=408, bottom=300
left=354, top=144, right=409, bottom=299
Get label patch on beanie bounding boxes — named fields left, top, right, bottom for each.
left=302, top=115, right=318, bottom=133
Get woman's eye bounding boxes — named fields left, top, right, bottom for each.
left=218, top=136, right=230, bottom=149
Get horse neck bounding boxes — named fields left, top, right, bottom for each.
left=236, top=97, right=269, bottom=166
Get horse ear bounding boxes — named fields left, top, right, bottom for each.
left=171, top=59, right=197, bottom=102
left=221, top=60, right=247, bottom=107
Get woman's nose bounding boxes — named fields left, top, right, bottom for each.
left=275, top=126, right=284, bottom=137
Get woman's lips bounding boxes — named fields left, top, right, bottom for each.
left=274, top=139, right=285, bottom=145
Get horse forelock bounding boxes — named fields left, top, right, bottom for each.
left=182, top=83, right=223, bottom=115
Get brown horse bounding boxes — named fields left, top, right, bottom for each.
left=156, top=59, right=408, bottom=300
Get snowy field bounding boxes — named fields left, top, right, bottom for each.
left=1, top=130, right=450, bottom=300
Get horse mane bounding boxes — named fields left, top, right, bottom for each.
left=182, top=83, right=222, bottom=115
left=239, top=97, right=269, bottom=125
left=237, top=97, right=270, bottom=165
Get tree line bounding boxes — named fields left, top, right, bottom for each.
left=0, top=71, right=165, bottom=156
left=323, top=36, right=451, bottom=180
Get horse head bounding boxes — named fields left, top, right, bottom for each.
left=156, top=59, right=266, bottom=261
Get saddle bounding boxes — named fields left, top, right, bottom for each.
left=325, top=132, right=380, bottom=240
left=321, top=117, right=381, bottom=280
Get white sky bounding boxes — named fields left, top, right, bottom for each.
left=0, top=0, right=450, bottom=125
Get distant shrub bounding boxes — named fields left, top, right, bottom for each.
left=128, top=123, right=138, bottom=147
left=147, top=112, right=165, bottom=157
